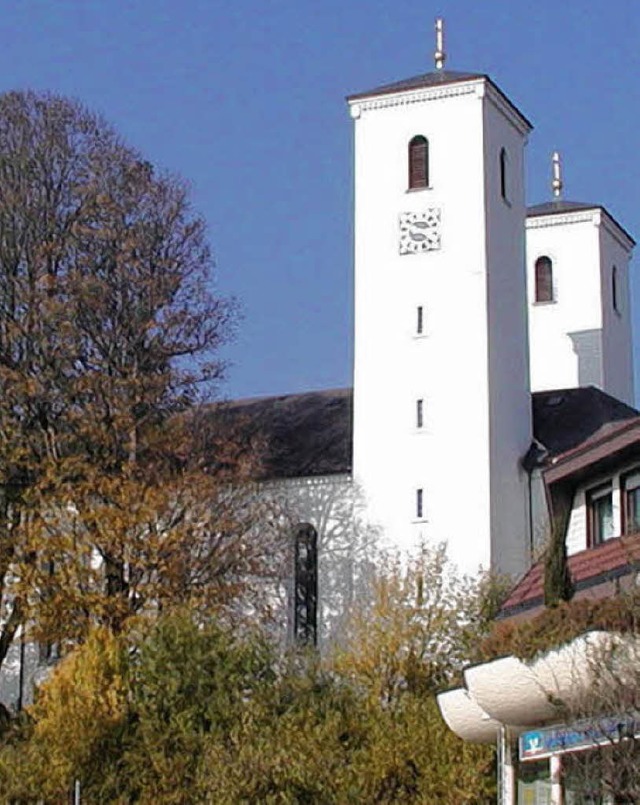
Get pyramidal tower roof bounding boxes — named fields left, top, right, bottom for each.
left=346, top=19, right=532, bottom=132
left=346, top=69, right=486, bottom=101
left=526, top=152, right=635, bottom=247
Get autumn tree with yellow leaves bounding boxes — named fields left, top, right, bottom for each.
left=0, top=90, right=281, bottom=671
left=0, top=550, right=500, bottom=803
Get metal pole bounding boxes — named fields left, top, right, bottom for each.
left=497, top=726, right=515, bottom=805
left=17, top=627, right=25, bottom=712
left=550, top=754, right=562, bottom=805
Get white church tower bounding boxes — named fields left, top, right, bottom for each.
left=526, top=153, right=635, bottom=404
left=348, top=21, right=533, bottom=577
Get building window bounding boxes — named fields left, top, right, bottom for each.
left=499, top=148, right=508, bottom=201
left=408, top=135, right=429, bottom=189
left=293, top=523, right=318, bottom=646
left=586, top=484, right=614, bottom=546
left=416, top=305, right=424, bottom=335
left=612, top=266, right=620, bottom=313
left=416, top=399, right=424, bottom=429
left=416, top=488, right=424, bottom=519
left=535, top=256, right=554, bottom=303
left=622, top=470, right=640, bottom=534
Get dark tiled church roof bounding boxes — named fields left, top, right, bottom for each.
left=203, top=385, right=636, bottom=481
left=532, top=387, right=638, bottom=458
left=206, top=388, right=353, bottom=481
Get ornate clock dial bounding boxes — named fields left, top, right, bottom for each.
left=399, top=209, right=441, bottom=254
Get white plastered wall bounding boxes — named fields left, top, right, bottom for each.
left=350, top=78, right=531, bottom=577
left=264, top=473, right=377, bottom=649
left=483, top=93, right=532, bottom=577
left=526, top=209, right=634, bottom=405
left=599, top=215, right=634, bottom=405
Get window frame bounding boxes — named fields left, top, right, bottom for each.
left=293, top=523, right=318, bottom=646
left=586, top=483, right=614, bottom=547
left=612, top=265, right=620, bottom=314
left=408, top=135, right=429, bottom=190
left=416, top=488, right=424, bottom=520
left=621, top=469, right=640, bottom=535
left=534, top=256, right=554, bottom=304
left=499, top=147, right=508, bottom=202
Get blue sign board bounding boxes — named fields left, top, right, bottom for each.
left=520, top=713, right=640, bottom=761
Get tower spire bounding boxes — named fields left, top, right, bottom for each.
left=434, top=18, right=446, bottom=70
left=551, top=151, right=563, bottom=199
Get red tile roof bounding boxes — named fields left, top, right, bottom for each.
left=500, top=533, right=640, bottom=618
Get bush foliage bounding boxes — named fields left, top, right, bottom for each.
left=0, top=551, right=498, bottom=803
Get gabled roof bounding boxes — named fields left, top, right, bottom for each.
left=532, top=387, right=638, bottom=459
left=499, top=533, right=640, bottom=619
left=203, top=388, right=352, bottom=481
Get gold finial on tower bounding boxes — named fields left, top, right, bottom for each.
left=552, top=151, right=563, bottom=199
left=434, top=18, right=446, bottom=70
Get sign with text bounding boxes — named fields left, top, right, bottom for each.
left=520, top=713, right=640, bottom=761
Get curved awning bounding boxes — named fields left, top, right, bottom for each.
left=438, top=631, right=623, bottom=741
left=437, top=687, right=500, bottom=743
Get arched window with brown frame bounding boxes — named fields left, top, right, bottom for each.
left=408, top=135, right=429, bottom=189
left=535, top=256, right=554, bottom=303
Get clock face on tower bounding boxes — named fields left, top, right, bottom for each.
left=399, top=209, right=441, bottom=255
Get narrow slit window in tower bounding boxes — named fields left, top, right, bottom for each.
left=416, top=488, right=424, bottom=519
left=612, top=266, right=619, bottom=313
left=499, top=148, right=508, bottom=201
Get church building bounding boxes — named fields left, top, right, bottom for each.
left=221, top=20, right=635, bottom=648
left=2, top=21, right=637, bottom=715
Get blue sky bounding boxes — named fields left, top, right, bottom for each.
left=0, top=1, right=638, bottom=400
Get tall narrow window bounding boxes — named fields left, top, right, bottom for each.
left=499, top=148, right=508, bottom=201
left=416, top=399, right=424, bottom=429
left=622, top=470, right=640, bottom=534
left=293, top=523, right=318, bottom=645
left=416, top=488, right=424, bottom=519
left=416, top=305, right=424, bottom=335
left=535, top=256, right=554, bottom=303
left=408, top=135, right=429, bottom=189
left=586, top=484, right=614, bottom=546
left=612, top=266, right=619, bottom=313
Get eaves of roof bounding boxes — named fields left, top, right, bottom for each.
left=544, top=416, right=640, bottom=486
left=499, top=532, right=640, bottom=619
left=346, top=70, right=532, bottom=132
left=526, top=201, right=635, bottom=248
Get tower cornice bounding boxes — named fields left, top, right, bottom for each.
left=526, top=206, right=635, bottom=251
left=347, top=74, right=532, bottom=137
